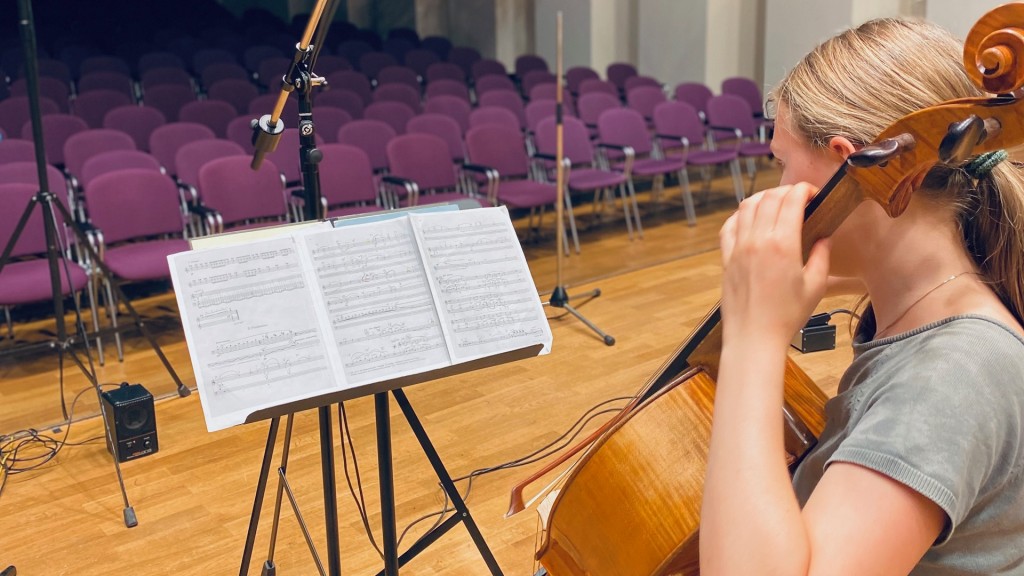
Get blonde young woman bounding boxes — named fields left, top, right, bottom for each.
left=701, top=18, right=1024, bottom=575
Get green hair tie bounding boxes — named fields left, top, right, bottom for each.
left=964, top=150, right=1008, bottom=180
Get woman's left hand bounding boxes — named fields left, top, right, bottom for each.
left=719, top=182, right=831, bottom=349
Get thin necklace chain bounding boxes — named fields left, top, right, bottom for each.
left=875, top=271, right=982, bottom=338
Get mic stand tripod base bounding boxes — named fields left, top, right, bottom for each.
left=544, top=286, right=615, bottom=346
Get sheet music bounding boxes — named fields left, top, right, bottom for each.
left=168, top=234, right=339, bottom=431
left=411, top=206, right=553, bottom=363
left=296, top=217, right=452, bottom=386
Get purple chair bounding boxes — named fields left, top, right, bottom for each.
left=247, top=93, right=301, bottom=127
left=376, top=65, right=421, bottom=91
left=535, top=116, right=634, bottom=247
left=404, top=49, right=439, bottom=78
left=265, top=128, right=327, bottom=186
left=206, top=78, right=260, bottom=114
left=566, top=67, right=600, bottom=95
left=337, top=40, right=374, bottom=70
left=0, top=182, right=95, bottom=345
left=471, top=59, right=507, bottom=82
left=337, top=119, right=397, bottom=173
left=528, top=84, right=576, bottom=115
left=80, top=56, right=132, bottom=77
left=515, top=55, right=549, bottom=79
left=199, top=62, right=250, bottom=89
left=317, top=89, right=365, bottom=119
left=425, top=79, right=471, bottom=103
left=721, top=77, right=765, bottom=118
left=606, top=62, right=638, bottom=93
left=359, top=52, right=398, bottom=80
left=316, top=55, right=353, bottom=76
left=421, top=36, right=454, bottom=60
left=653, top=100, right=744, bottom=205
left=578, top=92, right=622, bottom=131
left=364, top=101, right=416, bottom=134
left=424, top=95, right=472, bottom=134
left=407, top=113, right=466, bottom=163
left=525, top=100, right=576, bottom=134
left=26, top=59, right=73, bottom=88
left=0, top=161, right=69, bottom=197
left=624, top=75, right=661, bottom=93
left=469, top=106, right=520, bottom=131
left=477, top=91, right=527, bottom=129
left=72, top=90, right=134, bottom=128
left=310, top=107, right=351, bottom=144
left=384, top=133, right=473, bottom=207
left=445, top=46, right=479, bottom=78
left=706, top=94, right=774, bottom=193
left=180, top=100, right=237, bottom=138
left=317, top=144, right=382, bottom=218
left=626, top=85, right=667, bottom=122
left=141, top=67, right=195, bottom=91
left=578, top=78, right=619, bottom=98
left=77, top=71, right=136, bottom=99
left=226, top=115, right=258, bottom=154
left=0, top=96, right=60, bottom=137
left=20, top=113, right=88, bottom=167
left=256, top=56, right=290, bottom=91
left=474, top=75, right=516, bottom=97
left=0, top=139, right=39, bottom=165
left=63, top=128, right=137, bottom=185
left=383, top=37, right=416, bottom=63
left=325, top=70, right=373, bottom=105
left=674, top=82, right=713, bottom=122
left=521, top=71, right=557, bottom=98
left=425, top=62, right=465, bottom=84
left=80, top=150, right=164, bottom=190
left=192, top=48, right=237, bottom=74
left=149, top=122, right=217, bottom=177
left=142, top=84, right=197, bottom=122
left=138, top=51, right=187, bottom=74
left=102, top=105, right=167, bottom=151
left=10, top=77, right=70, bottom=112
left=197, top=156, right=288, bottom=233
left=243, top=45, right=284, bottom=74
left=174, top=139, right=246, bottom=198
left=598, top=107, right=691, bottom=227
left=372, top=83, right=422, bottom=113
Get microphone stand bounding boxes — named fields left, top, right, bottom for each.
left=543, top=12, right=615, bottom=347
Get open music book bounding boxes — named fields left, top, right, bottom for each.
left=168, top=206, right=553, bottom=431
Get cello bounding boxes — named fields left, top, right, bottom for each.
left=515, top=4, right=1024, bottom=575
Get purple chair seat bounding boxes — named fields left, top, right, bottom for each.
left=568, top=168, right=628, bottom=190
left=739, top=141, right=772, bottom=157
left=0, top=259, right=89, bottom=305
left=399, top=190, right=470, bottom=208
left=103, top=238, right=189, bottom=281
left=670, top=148, right=740, bottom=166
left=626, top=157, right=685, bottom=177
left=496, top=179, right=556, bottom=209
left=327, top=204, right=382, bottom=218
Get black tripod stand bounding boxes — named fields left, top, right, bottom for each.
left=542, top=13, right=615, bottom=347
left=0, top=0, right=189, bottom=528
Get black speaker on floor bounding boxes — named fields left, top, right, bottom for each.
left=101, top=382, right=158, bottom=462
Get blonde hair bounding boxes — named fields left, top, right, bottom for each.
left=771, top=18, right=1024, bottom=336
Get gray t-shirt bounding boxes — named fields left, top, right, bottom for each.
left=792, top=315, right=1024, bottom=575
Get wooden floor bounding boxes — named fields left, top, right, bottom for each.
left=0, top=167, right=860, bottom=575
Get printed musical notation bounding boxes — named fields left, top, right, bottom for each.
left=411, top=206, right=552, bottom=362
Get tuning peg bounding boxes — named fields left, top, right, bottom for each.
left=847, top=133, right=916, bottom=168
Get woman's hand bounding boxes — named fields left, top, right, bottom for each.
left=719, top=183, right=831, bottom=350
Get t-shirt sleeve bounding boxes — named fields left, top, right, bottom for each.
left=824, top=327, right=1023, bottom=545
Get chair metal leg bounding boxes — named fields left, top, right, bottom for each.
left=627, top=179, right=644, bottom=238
left=86, top=275, right=105, bottom=366
left=678, top=169, right=697, bottom=227
left=747, top=157, right=760, bottom=196
left=615, top=185, right=635, bottom=240
left=3, top=306, right=11, bottom=340
left=563, top=192, right=581, bottom=254
left=102, top=277, right=124, bottom=362
left=730, top=160, right=746, bottom=203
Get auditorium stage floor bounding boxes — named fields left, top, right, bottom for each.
left=0, top=166, right=859, bottom=574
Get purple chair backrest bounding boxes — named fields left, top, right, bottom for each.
left=337, top=119, right=397, bottom=171
left=521, top=71, right=556, bottom=97
left=256, top=56, right=291, bottom=91
left=404, top=49, right=439, bottom=78
left=64, top=129, right=137, bottom=177
left=226, top=115, right=257, bottom=153
left=0, top=183, right=58, bottom=256
left=0, top=139, right=39, bottom=165
left=78, top=71, right=135, bottom=98
left=27, top=59, right=73, bottom=87
left=528, top=85, right=576, bottom=115
left=515, top=55, right=549, bottom=79
left=535, top=116, right=595, bottom=166
left=623, top=75, right=661, bottom=93
left=387, top=133, right=458, bottom=189
left=383, top=37, right=416, bottom=64
left=316, top=55, right=353, bottom=76
left=421, top=36, right=454, bottom=60
left=81, top=150, right=163, bottom=189
left=652, top=101, right=707, bottom=148
left=200, top=62, right=250, bottom=88
left=21, top=113, right=88, bottom=166
left=180, top=100, right=238, bottom=138
left=80, top=56, right=131, bottom=77
left=425, top=62, right=465, bottom=84
left=721, top=76, right=764, bottom=116
left=364, top=101, right=416, bottom=134
left=85, top=169, right=184, bottom=243
left=372, top=83, right=422, bottom=113
left=469, top=106, right=520, bottom=131
left=359, top=52, right=398, bottom=79
left=446, top=46, right=480, bottom=77
left=477, top=91, right=526, bottom=128
left=311, top=108, right=352, bottom=144
left=10, top=77, right=69, bottom=112
left=377, top=66, right=421, bottom=91
left=141, top=67, right=194, bottom=91
left=524, top=100, right=577, bottom=133
left=325, top=70, right=373, bottom=105
left=317, top=89, right=365, bottom=119
left=424, top=95, right=471, bottom=133
left=174, top=139, right=246, bottom=191
left=577, top=92, right=621, bottom=126
left=606, top=62, right=638, bottom=90
left=149, top=122, right=216, bottom=174
left=0, top=162, right=68, bottom=205
left=407, top=113, right=465, bottom=162
left=578, top=78, right=619, bottom=98
left=465, top=124, right=530, bottom=178
left=198, top=157, right=285, bottom=226
left=142, top=84, right=196, bottom=122
left=318, top=144, right=378, bottom=206
left=474, top=75, right=516, bottom=96
left=207, top=78, right=260, bottom=115
left=706, top=94, right=757, bottom=137
left=472, top=59, right=507, bottom=82
left=102, top=105, right=167, bottom=151
left=138, top=51, right=186, bottom=74
left=265, top=128, right=326, bottom=184
left=243, top=45, right=284, bottom=73
left=626, top=85, right=666, bottom=119
left=337, top=40, right=374, bottom=69
left=192, top=48, right=236, bottom=73
left=72, top=90, right=134, bottom=128
left=597, top=107, right=654, bottom=156
left=674, top=82, right=714, bottom=117
left=425, top=79, right=470, bottom=103
left=566, top=67, right=600, bottom=94
left=0, top=96, right=60, bottom=136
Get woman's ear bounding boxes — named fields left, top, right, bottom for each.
left=827, top=136, right=857, bottom=160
